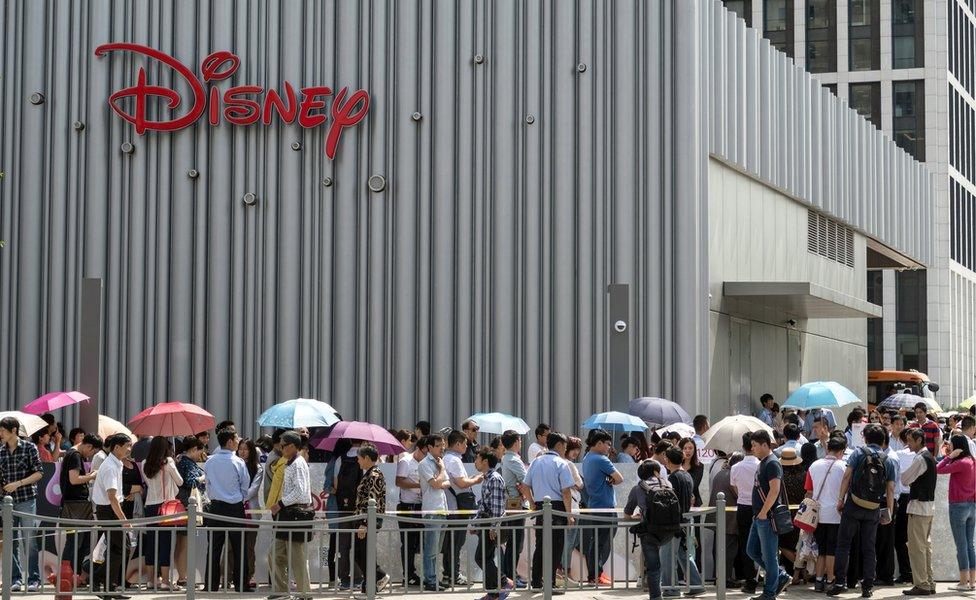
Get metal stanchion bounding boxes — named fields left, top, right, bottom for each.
left=3, top=496, right=12, bottom=600
left=366, top=499, right=377, bottom=599
left=716, top=493, right=726, bottom=600
left=542, top=498, right=552, bottom=600
left=186, top=497, right=198, bottom=600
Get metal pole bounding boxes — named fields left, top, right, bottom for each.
left=716, top=492, right=726, bottom=600
left=542, top=498, right=552, bottom=600
left=3, top=496, right=12, bottom=600
left=366, top=499, right=377, bottom=600
left=186, top=496, right=198, bottom=600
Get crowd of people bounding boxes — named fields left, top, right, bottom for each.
left=0, top=399, right=973, bottom=600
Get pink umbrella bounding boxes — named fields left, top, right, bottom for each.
left=23, top=391, right=90, bottom=415
left=127, top=401, right=215, bottom=437
left=315, top=421, right=405, bottom=455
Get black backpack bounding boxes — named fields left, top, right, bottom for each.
left=638, top=479, right=682, bottom=544
left=334, top=455, right=362, bottom=511
left=850, top=448, right=887, bottom=510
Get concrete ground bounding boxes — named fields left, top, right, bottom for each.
left=10, top=583, right=974, bottom=600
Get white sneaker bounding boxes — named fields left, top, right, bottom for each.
left=9, top=583, right=21, bottom=592
left=26, top=583, right=40, bottom=592
left=377, top=574, right=391, bottom=592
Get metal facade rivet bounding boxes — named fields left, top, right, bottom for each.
left=367, top=175, right=387, bottom=193
left=577, top=62, right=587, bottom=73
left=291, top=141, right=302, bottom=151
left=28, top=92, right=44, bottom=105
left=73, top=121, right=85, bottom=131
left=187, top=169, right=199, bottom=179
left=120, top=142, right=134, bottom=154
left=524, top=114, right=535, bottom=124
left=322, top=177, right=334, bottom=187
left=473, top=54, right=485, bottom=64
left=242, top=192, right=258, bottom=206
left=411, top=112, right=423, bottom=122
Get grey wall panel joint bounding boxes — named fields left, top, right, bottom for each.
left=577, top=63, right=587, bottom=73
left=322, top=177, right=334, bottom=187
left=187, top=169, right=199, bottom=179
left=473, top=54, right=485, bottom=64
left=367, top=175, right=387, bottom=193
left=72, top=121, right=85, bottom=131
left=242, top=192, right=258, bottom=206
left=524, top=114, right=535, bottom=124
left=120, top=142, right=134, bottom=154
left=291, top=141, right=302, bottom=151
left=28, top=92, right=44, bottom=105
left=411, top=112, right=423, bottom=122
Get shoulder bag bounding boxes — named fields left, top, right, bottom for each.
left=158, top=460, right=189, bottom=527
left=793, top=459, right=836, bottom=533
left=756, top=462, right=794, bottom=536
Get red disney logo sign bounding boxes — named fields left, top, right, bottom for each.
left=94, top=43, right=369, bottom=159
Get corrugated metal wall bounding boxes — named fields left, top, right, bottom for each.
left=0, top=0, right=708, bottom=433
left=704, top=1, right=933, bottom=267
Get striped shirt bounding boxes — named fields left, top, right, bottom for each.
left=477, top=467, right=506, bottom=519
left=0, top=439, right=42, bottom=504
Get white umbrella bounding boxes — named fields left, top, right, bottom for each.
left=466, top=412, right=530, bottom=435
left=655, top=422, right=695, bottom=438
left=0, top=411, right=48, bottom=436
left=701, top=415, right=774, bottom=454
left=99, top=414, right=136, bottom=442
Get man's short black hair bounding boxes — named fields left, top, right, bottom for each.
left=447, top=429, right=467, bottom=448
left=105, top=433, right=131, bottom=450
left=654, top=440, right=673, bottom=456
left=280, top=431, right=302, bottom=448
left=587, top=429, right=613, bottom=446
left=501, top=431, right=520, bottom=450
left=784, top=423, right=801, bottom=441
left=692, top=415, right=709, bottom=432
left=913, top=402, right=928, bottom=412
left=477, top=447, right=499, bottom=468
left=217, top=428, right=238, bottom=448
left=905, top=427, right=924, bottom=443
left=637, top=459, right=661, bottom=480
left=358, top=443, right=379, bottom=462
left=415, top=421, right=431, bottom=436
left=426, top=433, right=445, bottom=447
left=890, top=414, right=905, bottom=425
left=0, top=416, right=21, bottom=435
left=784, top=413, right=800, bottom=426
left=961, top=415, right=976, bottom=431
left=40, top=413, right=56, bottom=426
left=215, top=420, right=235, bottom=432
left=750, top=430, right=772, bottom=447
left=760, top=393, right=774, bottom=404
left=68, top=427, right=86, bottom=441
left=621, top=436, right=638, bottom=450
left=535, top=423, right=551, bottom=437
left=664, top=446, right=684, bottom=466
left=415, top=435, right=429, bottom=450
left=82, top=434, right=104, bottom=449
left=741, top=431, right=753, bottom=453
left=826, top=435, right=847, bottom=453
left=546, top=432, right=567, bottom=450
left=863, top=423, right=886, bottom=446
left=847, top=409, right=865, bottom=425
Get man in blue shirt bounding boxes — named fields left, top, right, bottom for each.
left=757, top=393, right=775, bottom=427
left=524, top=432, right=576, bottom=594
left=826, top=424, right=898, bottom=598
left=581, top=429, right=623, bottom=585
left=203, top=428, right=252, bottom=592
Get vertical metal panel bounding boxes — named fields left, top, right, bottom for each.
left=0, top=0, right=707, bottom=432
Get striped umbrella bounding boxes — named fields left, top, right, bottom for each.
left=877, top=393, right=941, bottom=413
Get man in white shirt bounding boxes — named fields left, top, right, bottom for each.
left=888, top=415, right=908, bottom=453
left=441, top=430, right=484, bottom=586
left=892, top=430, right=916, bottom=585
left=91, top=433, right=132, bottom=598
left=527, top=423, right=550, bottom=463
left=728, top=432, right=761, bottom=594
left=805, top=435, right=848, bottom=591
left=269, top=431, right=312, bottom=600
left=899, top=428, right=937, bottom=595
left=418, top=433, right=452, bottom=590
left=395, top=437, right=427, bottom=586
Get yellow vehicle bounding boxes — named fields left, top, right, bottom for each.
left=867, top=370, right=939, bottom=410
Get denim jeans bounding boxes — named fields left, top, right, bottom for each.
left=423, top=516, right=445, bottom=586
left=948, top=502, right=976, bottom=571
left=640, top=538, right=663, bottom=600
left=660, top=534, right=703, bottom=592
left=562, top=526, right=580, bottom=570
left=11, top=498, right=40, bottom=586
left=746, top=519, right=787, bottom=598
left=582, top=520, right=615, bottom=579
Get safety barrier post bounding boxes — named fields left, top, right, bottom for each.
left=3, top=496, right=12, bottom=600
left=186, top=496, right=198, bottom=600
left=542, top=498, right=552, bottom=600
left=366, top=499, right=377, bottom=600
left=716, top=492, right=726, bottom=600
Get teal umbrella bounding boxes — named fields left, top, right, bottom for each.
left=581, top=411, right=648, bottom=433
left=783, top=382, right=861, bottom=410
left=257, top=398, right=341, bottom=428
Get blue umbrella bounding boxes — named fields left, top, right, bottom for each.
left=783, top=381, right=861, bottom=410
left=466, top=412, right=530, bottom=435
left=581, top=411, right=648, bottom=433
left=257, top=398, right=341, bottom=428
left=628, top=397, right=692, bottom=427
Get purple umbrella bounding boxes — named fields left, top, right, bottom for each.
left=628, top=397, right=692, bottom=427
left=315, top=421, right=405, bottom=455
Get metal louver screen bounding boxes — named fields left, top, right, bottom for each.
left=807, top=210, right=854, bottom=268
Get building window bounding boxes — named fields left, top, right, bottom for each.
left=723, top=0, right=753, bottom=27
left=849, top=82, right=880, bottom=129
left=866, top=271, right=883, bottom=371
left=848, top=0, right=879, bottom=70
left=764, top=0, right=794, bottom=58
left=893, top=80, right=925, bottom=161
left=805, top=0, right=836, bottom=73
left=892, top=0, right=922, bottom=69
left=949, top=0, right=975, bottom=99
left=895, top=270, right=927, bottom=373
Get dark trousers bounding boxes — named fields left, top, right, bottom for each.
left=894, top=494, right=912, bottom=581
left=352, top=523, right=386, bottom=592
left=142, top=503, right=173, bottom=569
left=582, top=519, right=616, bottom=580
left=875, top=517, right=895, bottom=583
left=501, top=526, right=525, bottom=581
left=734, top=505, right=757, bottom=583
left=641, top=538, right=663, bottom=600
left=397, top=502, right=423, bottom=580
left=834, top=504, right=880, bottom=590
left=530, top=501, right=566, bottom=588
left=442, top=514, right=466, bottom=581
left=337, top=531, right=356, bottom=584
left=60, top=501, right=93, bottom=575
left=474, top=531, right=502, bottom=594
left=205, top=500, right=246, bottom=591
left=93, top=505, right=126, bottom=592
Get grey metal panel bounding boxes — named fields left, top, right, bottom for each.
left=704, top=0, right=934, bottom=267
left=0, top=0, right=712, bottom=432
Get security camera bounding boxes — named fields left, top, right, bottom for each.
left=786, top=319, right=797, bottom=327
left=614, top=320, right=627, bottom=333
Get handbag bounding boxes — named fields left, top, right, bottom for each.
left=756, top=460, right=794, bottom=536
left=793, top=459, right=837, bottom=533
left=157, top=461, right=188, bottom=527
left=275, top=504, right=315, bottom=542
